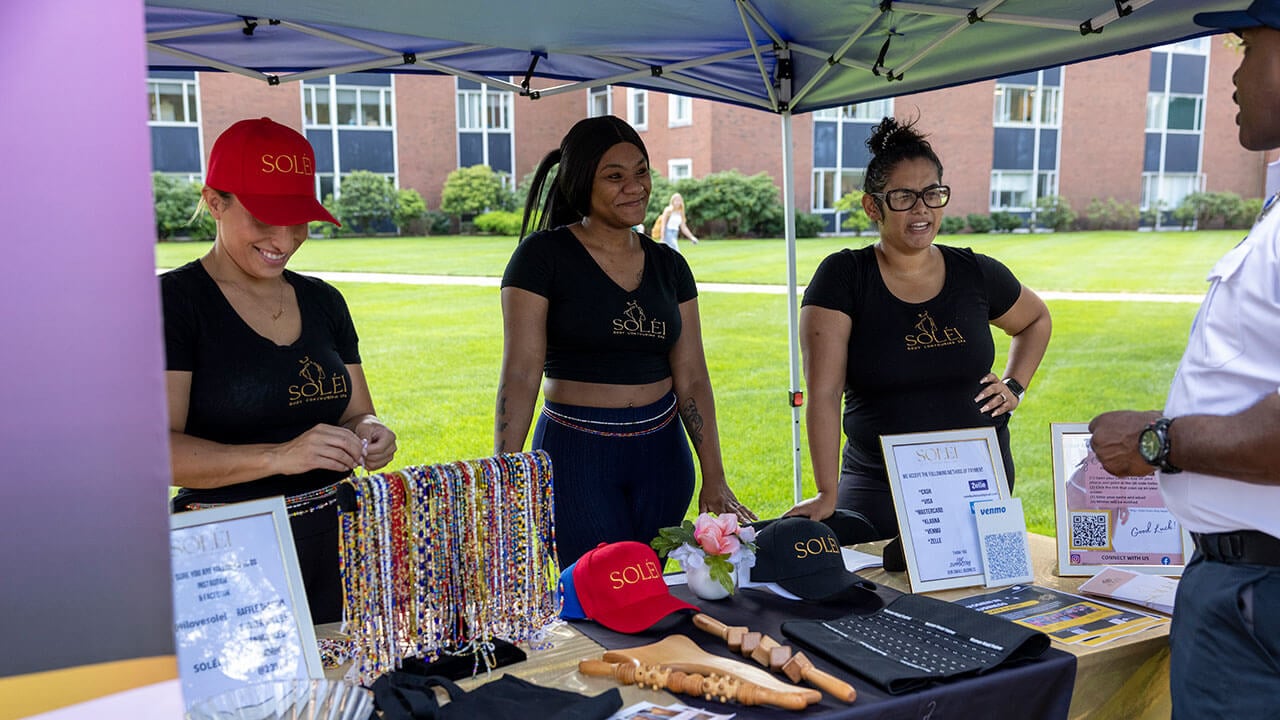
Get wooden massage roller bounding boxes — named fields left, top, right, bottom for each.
left=577, top=634, right=822, bottom=711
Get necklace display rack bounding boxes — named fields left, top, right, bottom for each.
left=337, top=450, right=558, bottom=684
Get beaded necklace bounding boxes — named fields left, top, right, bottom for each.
left=336, top=451, right=558, bottom=685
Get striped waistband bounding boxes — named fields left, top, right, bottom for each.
left=541, top=393, right=679, bottom=438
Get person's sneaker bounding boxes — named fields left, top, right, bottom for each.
left=882, top=536, right=906, bottom=572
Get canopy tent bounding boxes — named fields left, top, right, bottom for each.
left=144, top=0, right=1242, bottom=497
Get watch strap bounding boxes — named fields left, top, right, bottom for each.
left=1144, top=417, right=1182, bottom=474
left=1003, top=377, right=1026, bottom=400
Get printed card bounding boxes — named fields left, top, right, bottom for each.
left=973, top=498, right=1034, bottom=587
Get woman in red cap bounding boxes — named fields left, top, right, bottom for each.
left=162, top=117, right=397, bottom=624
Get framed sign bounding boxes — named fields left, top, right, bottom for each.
left=1051, top=423, right=1193, bottom=577
left=882, top=427, right=1012, bottom=593
left=170, top=497, right=324, bottom=709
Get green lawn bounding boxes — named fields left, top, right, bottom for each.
left=156, top=231, right=1221, bottom=535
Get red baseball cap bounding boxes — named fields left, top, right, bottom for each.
left=573, top=541, right=698, bottom=633
left=206, top=117, right=340, bottom=227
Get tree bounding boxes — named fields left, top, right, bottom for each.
left=440, top=165, right=515, bottom=222
left=333, top=170, right=397, bottom=234
left=835, top=190, right=873, bottom=235
left=152, top=173, right=214, bottom=241
left=393, top=188, right=428, bottom=235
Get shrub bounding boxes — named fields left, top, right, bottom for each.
left=423, top=210, right=452, bottom=235
left=990, top=211, right=1024, bottom=233
left=1034, top=195, right=1077, bottom=232
left=683, top=170, right=783, bottom=237
left=1083, top=197, right=1140, bottom=230
left=794, top=212, right=828, bottom=238
left=939, top=216, right=966, bottom=234
left=333, top=171, right=397, bottom=234
left=393, top=188, right=428, bottom=235
left=835, top=190, right=873, bottom=236
left=441, top=165, right=516, bottom=223
left=1235, top=198, right=1264, bottom=228
left=473, top=210, right=524, bottom=236
left=153, top=173, right=214, bottom=241
left=966, top=213, right=994, bottom=233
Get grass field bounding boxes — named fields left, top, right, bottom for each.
left=156, top=230, right=1236, bottom=535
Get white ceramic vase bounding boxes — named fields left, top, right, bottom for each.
left=683, top=561, right=737, bottom=601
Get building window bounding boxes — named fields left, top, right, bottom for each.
left=811, top=169, right=865, bottom=211
left=456, top=78, right=515, bottom=178
left=1142, top=172, right=1203, bottom=212
left=668, top=94, right=692, bottom=127
left=147, top=75, right=199, bottom=125
left=1146, top=93, right=1203, bottom=132
left=628, top=88, right=648, bottom=130
left=813, top=99, right=893, bottom=122
left=301, top=75, right=397, bottom=202
left=588, top=86, right=612, bottom=117
left=668, top=159, right=692, bottom=181
left=990, top=170, right=1057, bottom=211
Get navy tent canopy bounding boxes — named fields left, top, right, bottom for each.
left=146, top=1, right=1235, bottom=114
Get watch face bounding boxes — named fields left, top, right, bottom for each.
left=1138, top=427, right=1161, bottom=463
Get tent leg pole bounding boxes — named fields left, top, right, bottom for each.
left=781, top=110, right=803, bottom=505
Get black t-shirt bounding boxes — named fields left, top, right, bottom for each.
left=501, top=226, right=698, bottom=384
left=163, top=260, right=360, bottom=505
left=802, top=245, right=1022, bottom=480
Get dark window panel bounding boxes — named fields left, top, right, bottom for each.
left=337, top=130, right=395, bottom=173
left=456, top=78, right=482, bottom=90
left=1038, top=129, right=1058, bottom=169
left=841, top=122, right=875, bottom=168
left=813, top=121, right=837, bottom=167
left=306, top=129, right=334, bottom=173
left=1149, top=52, right=1168, bottom=92
left=992, top=127, right=1035, bottom=170
left=1144, top=133, right=1162, bottom=172
left=459, top=132, right=484, bottom=167
left=334, top=73, right=391, bottom=87
left=1000, top=70, right=1039, bottom=85
left=1042, top=67, right=1061, bottom=87
left=488, top=133, right=512, bottom=173
left=150, top=126, right=202, bottom=173
left=150, top=70, right=194, bottom=80
left=1164, top=134, right=1201, bottom=173
left=1170, top=54, right=1206, bottom=95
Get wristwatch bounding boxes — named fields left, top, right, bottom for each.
left=1003, top=377, right=1026, bottom=401
left=1138, top=417, right=1182, bottom=474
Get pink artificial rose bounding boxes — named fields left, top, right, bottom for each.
left=693, top=512, right=742, bottom=556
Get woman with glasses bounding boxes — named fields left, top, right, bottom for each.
left=784, top=117, right=1051, bottom=564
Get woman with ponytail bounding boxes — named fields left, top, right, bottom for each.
left=495, top=116, right=755, bottom=567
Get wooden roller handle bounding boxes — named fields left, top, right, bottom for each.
left=802, top=666, right=857, bottom=704
left=693, top=613, right=729, bottom=639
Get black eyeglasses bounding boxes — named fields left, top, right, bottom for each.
left=870, top=185, right=951, bottom=212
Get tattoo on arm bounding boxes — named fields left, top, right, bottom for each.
left=680, top=397, right=705, bottom=448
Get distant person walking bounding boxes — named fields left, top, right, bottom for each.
left=652, top=193, right=698, bottom=253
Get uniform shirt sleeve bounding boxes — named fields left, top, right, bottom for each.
left=501, top=230, right=556, bottom=297
left=316, top=279, right=361, bottom=365
left=975, top=253, right=1022, bottom=318
left=160, top=269, right=198, bottom=372
left=673, top=248, right=698, bottom=303
left=801, top=250, right=856, bottom=316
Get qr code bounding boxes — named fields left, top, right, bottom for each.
left=1070, top=512, right=1111, bottom=550
left=982, top=531, right=1030, bottom=581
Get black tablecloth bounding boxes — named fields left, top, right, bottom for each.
left=571, top=582, right=1076, bottom=720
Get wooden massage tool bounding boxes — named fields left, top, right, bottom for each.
left=692, top=612, right=858, bottom=703
left=577, top=634, right=822, bottom=711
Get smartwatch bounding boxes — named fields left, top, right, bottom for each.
left=1138, top=417, right=1182, bottom=474
left=1003, top=377, right=1026, bottom=401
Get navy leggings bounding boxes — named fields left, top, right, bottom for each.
left=533, top=391, right=695, bottom=567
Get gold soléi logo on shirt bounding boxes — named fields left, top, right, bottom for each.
left=612, top=300, right=667, bottom=339
left=288, top=355, right=349, bottom=406
left=904, top=310, right=965, bottom=350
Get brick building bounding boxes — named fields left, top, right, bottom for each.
left=148, top=35, right=1269, bottom=234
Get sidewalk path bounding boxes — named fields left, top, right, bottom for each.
left=293, top=270, right=1206, bottom=303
